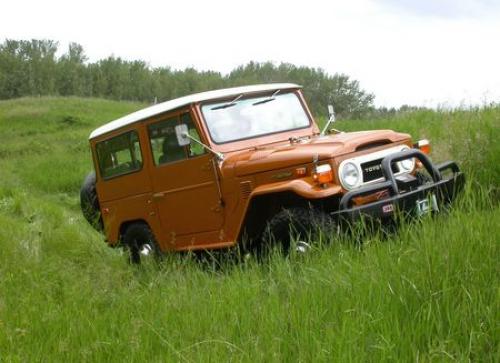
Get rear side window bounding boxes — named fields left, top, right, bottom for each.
left=96, top=131, right=143, bottom=179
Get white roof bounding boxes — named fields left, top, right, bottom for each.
left=89, top=83, right=301, bottom=139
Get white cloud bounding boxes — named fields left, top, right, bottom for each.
left=1, top=0, right=499, bottom=108
left=375, top=0, right=500, bottom=19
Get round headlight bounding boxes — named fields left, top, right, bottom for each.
left=400, top=158, right=415, bottom=171
left=399, top=146, right=415, bottom=172
left=340, top=161, right=361, bottom=189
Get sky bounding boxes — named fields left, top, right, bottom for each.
left=1, top=0, right=500, bottom=108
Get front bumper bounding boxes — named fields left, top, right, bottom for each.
left=332, top=149, right=465, bottom=221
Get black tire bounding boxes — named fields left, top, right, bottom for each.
left=80, top=171, right=103, bottom=231
left=122, top=223, right=162, bottom=264
left=262, top=207, right=334, bottom=255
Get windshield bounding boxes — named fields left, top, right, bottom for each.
left=201, top=92, right=310, bottom=144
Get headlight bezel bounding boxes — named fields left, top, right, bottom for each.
left=338, top=160, right=362, bottom=190
left=398, top=145, right=416, bottom=172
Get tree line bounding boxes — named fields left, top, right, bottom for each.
left=0, top=39, right=377, bottom=118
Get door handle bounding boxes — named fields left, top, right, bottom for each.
left=152, top=192, right=165, bottom=199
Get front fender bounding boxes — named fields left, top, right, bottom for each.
left=250, top=179, right=342, bottom=199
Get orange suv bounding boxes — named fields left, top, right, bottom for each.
left=80, top=84, right=464, bottom=262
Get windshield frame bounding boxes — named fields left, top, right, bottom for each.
left=199, top=91, right=313, bottom=145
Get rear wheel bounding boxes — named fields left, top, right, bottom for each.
left=80, top=171, right=103, bottom=231
left=122, top=223, right=162, bottom=264
left=262, top=207, right=335, bottom=256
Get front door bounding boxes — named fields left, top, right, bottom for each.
left=146, top=111, right=224, bottom=245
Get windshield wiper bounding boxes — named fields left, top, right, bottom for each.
left=252, top=89, right=280, bottom=106
left=211, top=94, right=243, bottom=110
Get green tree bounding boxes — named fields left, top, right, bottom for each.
left=228, top=62, right=374, bottom=118
left=56, top=43, right=87, bottom=96
left=0, top=39, right=376, bottom=118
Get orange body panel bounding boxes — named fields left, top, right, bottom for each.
left=90, top=88, right=412, bottom=251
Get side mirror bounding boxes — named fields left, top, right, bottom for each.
left=175, top=124, right=191, bottom=146
left=328, top=104, right=335, bottom=120
left=321, top=104, right=338, bottom=135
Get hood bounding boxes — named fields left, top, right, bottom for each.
left=224, top=130, right=410, bottom=176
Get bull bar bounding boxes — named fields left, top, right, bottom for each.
left=332, top=149, right=465, bottom=221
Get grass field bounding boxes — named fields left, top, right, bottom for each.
left=0, top=97, right=498, bottom=361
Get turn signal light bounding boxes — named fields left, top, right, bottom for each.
left=313, top=164, right=333, bottom=184
left=416, top=139, right=431, bottom=155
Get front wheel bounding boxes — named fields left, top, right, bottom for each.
left=122, top=223, right=162, bottom=264
left=262, top=207, right=335, bottom=256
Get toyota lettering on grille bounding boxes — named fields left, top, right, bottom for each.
left=364, top=164, right=382, bottom=173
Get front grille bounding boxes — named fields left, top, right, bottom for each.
left=361, top=158, right=399, bottom=182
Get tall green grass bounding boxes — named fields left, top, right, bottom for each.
left=0, top=97, right=498, bottom=361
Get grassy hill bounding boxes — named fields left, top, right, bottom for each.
left=0, top=97, right=498, bottom=361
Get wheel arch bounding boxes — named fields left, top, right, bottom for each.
left=118, top=219, right=151, bottom=244
left=237, top=188, right=343, bottom=245
left=237, top=191, right=310, bottom=244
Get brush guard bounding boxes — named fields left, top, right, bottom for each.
left=332, top=149, right=465, bottom=221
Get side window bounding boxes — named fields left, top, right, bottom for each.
left=149, top=117, right=187, bottom=165
left=96, top=131, right=143, bottom=179
left=181, top=113, right=206, bottom=158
